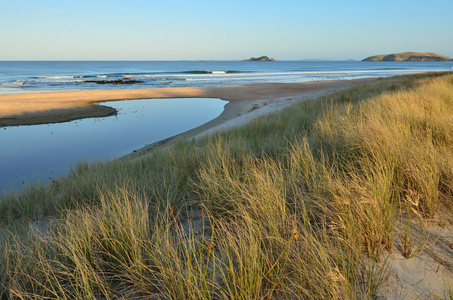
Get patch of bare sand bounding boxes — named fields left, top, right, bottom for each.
left=0, top=79, right=372, bottom=127
left=376, top=220, right=453, bottom=299
left=122, top=79, right=375, bottom=154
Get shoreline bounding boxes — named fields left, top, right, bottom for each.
left=0, top=79, right=375, bottom=156
left=125, top=81, right=367, bottom=157
left=0, top=79, right=374, bottom=127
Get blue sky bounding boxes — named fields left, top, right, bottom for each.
left=1, top=0, right=452, bottom=60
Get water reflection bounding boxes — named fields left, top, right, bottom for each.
left=0, top=98, right=227, bottom=194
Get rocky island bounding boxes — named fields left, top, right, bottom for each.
left=244, top=56, right=276, bottom=61
left=362, top=52, right=452, bottom=62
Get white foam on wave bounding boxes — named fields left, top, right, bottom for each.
left=40, top=70, right=419, bottom=81
left=127, top=73, right=245, bottom=79
left=33, top=79, right=84, bottom=83
left=181, top=69, right=443, bottom=83
left=124, top=74, right=154, bottom=78
left=0, top=81, right=24, bottom=86
left=185, top=76, right=272, bottom=82
left=134, top=69, right=431, bottom=80
left=25, top=69, right=441, bottom=87
left=36, top=75, right=83, bottom=79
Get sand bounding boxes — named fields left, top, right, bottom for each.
left=0, top=79, right=375, bottom=155
left=0, top=78, right=373, bottom=131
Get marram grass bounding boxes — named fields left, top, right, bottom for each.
left=1, top=72, right=452, bottom=299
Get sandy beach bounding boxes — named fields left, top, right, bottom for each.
left=0, top=78, right=373, bottom=135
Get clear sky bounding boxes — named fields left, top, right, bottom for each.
left=1, top=0, right=452, bottom=61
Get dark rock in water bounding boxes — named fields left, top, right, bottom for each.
left=244, top=56, right=276, bottom=61
left=85, top=79, right=144, bottom=85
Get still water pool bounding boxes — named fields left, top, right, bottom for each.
left=0, top=98, right=227, bottom=194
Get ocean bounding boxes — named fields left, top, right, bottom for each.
left=1, top=60, right=452, bottom=94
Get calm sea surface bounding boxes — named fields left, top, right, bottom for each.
left=1, top=61, right=452, bottom=194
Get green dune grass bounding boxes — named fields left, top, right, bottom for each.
left=1, top=71, right=452, bottom=299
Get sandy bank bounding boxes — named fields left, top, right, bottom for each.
left=0, top=79, right=374, bottom=128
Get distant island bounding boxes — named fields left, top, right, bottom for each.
left=362, top=52, right=453, bottom=62
left=244, top=56, right=276, bottom=61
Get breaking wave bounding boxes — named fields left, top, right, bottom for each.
left=0, top=81, right=24, bottom=86
left=35, top=75, right=85, bottom=79
left=182, top=70, right=251, bottom=74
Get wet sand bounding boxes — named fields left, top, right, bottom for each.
left=0, top=79, right=375, bottom=152
left=0, top=79, right=373, bottom=125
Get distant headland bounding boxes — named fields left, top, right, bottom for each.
left=362, top=52, right=453, bottom=62
left=244, top=56, right=276, bottom=61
